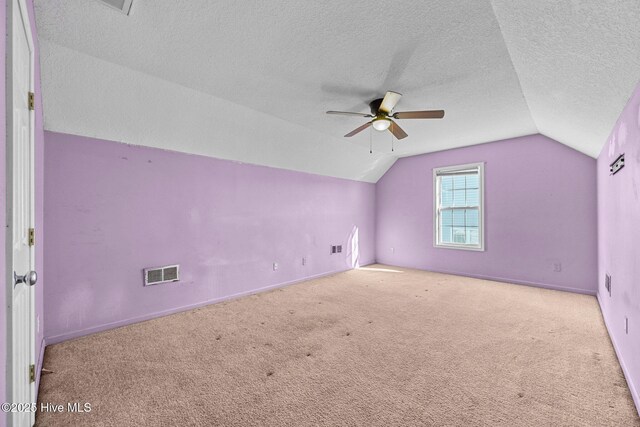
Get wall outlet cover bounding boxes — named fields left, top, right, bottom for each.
left=273, top=262, right=278, bottom=271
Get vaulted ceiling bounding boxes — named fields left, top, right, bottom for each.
left=34, top=0, right=640, bottom=182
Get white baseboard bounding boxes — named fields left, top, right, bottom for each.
left=44, top=266, right=359, bottom=345
left=384, top=263, right=597, bottom=296
left=596, top=293, right=640, bottom=417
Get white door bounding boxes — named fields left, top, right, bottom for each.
left=7, top=0, right=36, bottom=426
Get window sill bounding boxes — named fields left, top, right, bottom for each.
left=434, top=243, right=485, bottom=252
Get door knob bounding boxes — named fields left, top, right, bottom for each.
left=14, top=270, right=37, bottom=287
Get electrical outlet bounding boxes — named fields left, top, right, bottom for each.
left=273, top=262, right=278, bottom=271
left=302, top=257, right=306, bottom=266
left=553, top=262, right=562, bottom=272
left=391, top=247, right=395, bottom=254
left=605, top=274, right=612, bottom=296
left=337, top=245, right=342, bottom=253
left=330, top=245, right=337, bottom=254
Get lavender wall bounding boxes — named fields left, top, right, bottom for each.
left=43, top=131, right=375, bottom=343
left=597, top=81, right=640, bottom=412
left=2, top=0, right=45, bottom=422
left=376, top=134, right=597, bottom=294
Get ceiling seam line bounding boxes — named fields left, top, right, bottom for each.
left=488, top=0, right=540, bottom=135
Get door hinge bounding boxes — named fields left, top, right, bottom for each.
left=28, top=228, right=35, bottom=246
left=28, top=92, right=35, bottom=110
left=29, top=364, right=35, bottom=383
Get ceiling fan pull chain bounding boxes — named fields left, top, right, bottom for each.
left=391, top=122, right=395, bottom=152
left=369, top=126, right=373, bottom=154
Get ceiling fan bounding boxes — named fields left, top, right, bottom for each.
left=326, top=91, right=444, bottom=140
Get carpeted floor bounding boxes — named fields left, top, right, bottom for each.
left=36, top=265, right=639, bottom=426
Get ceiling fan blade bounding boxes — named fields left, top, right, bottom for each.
left=327, top=111, right=373, bottom=118
left=393, top=110, right=445, bottom=119
left=344, top=121, right=372, bottom=137
left=378, top=91, right=402, bottom=114
left=389, top=120, right=408, bottom=140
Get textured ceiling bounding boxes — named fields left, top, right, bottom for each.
left=34, top=0, right=640, bottom=182
left=491, top=0, right=640, bottom=157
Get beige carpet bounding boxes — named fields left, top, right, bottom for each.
left=37, top=265, right=639, bottom=426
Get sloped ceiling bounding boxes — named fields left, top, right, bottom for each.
left=34, top=0, right=640, bottom=182
left=491, top=0, right=640, bottom=157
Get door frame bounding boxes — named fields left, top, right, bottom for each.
left=5, top=0, right=36, bottom=423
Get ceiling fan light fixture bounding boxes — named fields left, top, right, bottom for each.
left=372, top=117, right=391, bottom=131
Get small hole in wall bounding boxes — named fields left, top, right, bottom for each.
left=625, top=317, right=629, bottom=335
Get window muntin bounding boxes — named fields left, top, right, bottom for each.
left=434, top=163, right=484, bottom=250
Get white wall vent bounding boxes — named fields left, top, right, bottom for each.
left=96, top=0, right=133, bottom=15
left=144, top=265, right=180, bottom=286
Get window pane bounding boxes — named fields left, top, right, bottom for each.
left=466, top=174, right=479, bottom=189
left=467, top=227, right=479, bottom=244
left=453, top=175, right=466, bottom=189
left=465, top=209, right=479, bottom=227
left=465, top=188, right=479, bottom=206
left=452, top=209, right=465, bottom=226
left=441, top=210, right=452, bottom=226
left=452, top=227, right=466, bottom=243
left=441, top=189, right=453, bottom=208
left=441, top=176, right=453, bottom=190
left=453, top=189, right=465, bottom=206
left=441, top=225, right=452, bottom=243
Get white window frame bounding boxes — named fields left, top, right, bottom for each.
left=433, top=162, right=485, bottom=251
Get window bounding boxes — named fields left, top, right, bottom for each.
left=433, top=163, right=484, bottom=251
